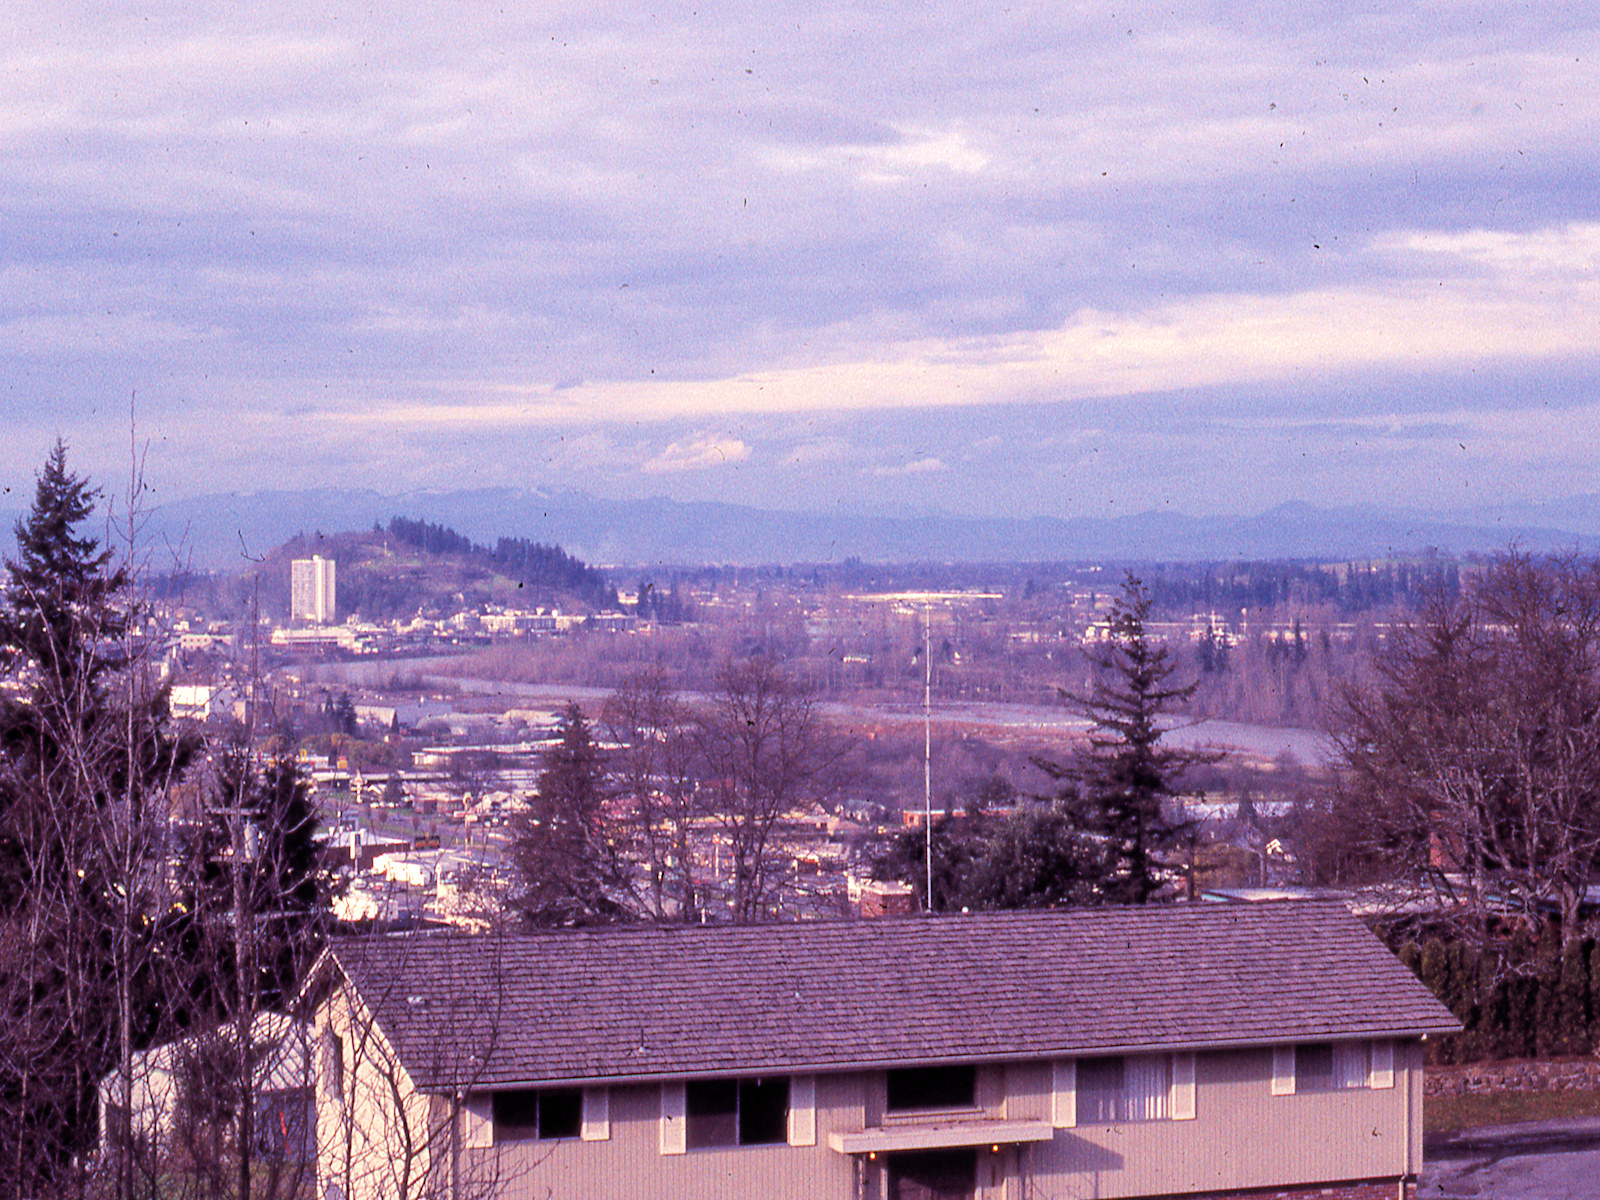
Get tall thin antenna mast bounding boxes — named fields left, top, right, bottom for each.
left=924, top=606, right=933, bottom=911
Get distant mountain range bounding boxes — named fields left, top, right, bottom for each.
left=4, top=488, right=1599, bottom=572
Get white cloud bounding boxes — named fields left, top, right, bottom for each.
left=641, top=434, right=752, bottom=474
left=344, top=219, right=1600, bottom=434
left=842, top=127, right=990, bottom=184
left=1379, top=222, right=1600, bottom=279
left=872, top=457, right=947, bottom=477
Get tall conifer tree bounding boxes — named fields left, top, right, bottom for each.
left=511, top=703, right=630, bottom=925
left=0, top=442, right=192, bottom=1197
left=1038, top=573, right=1217, bottom=904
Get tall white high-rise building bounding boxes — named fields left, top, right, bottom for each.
left=290, top=555, right=337, bottom=624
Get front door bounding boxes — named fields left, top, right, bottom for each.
left=888, top=1149, right=977, bottom=1200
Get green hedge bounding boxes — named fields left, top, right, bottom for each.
left=1397, top=932, right=1599, bottom=1063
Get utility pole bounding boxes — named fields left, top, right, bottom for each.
left=924, top=607, right=933, bottom=912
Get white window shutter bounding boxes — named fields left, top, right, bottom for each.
left=660, top=1082, right=686, bottom=1155
left=1370, top=1040, right=1395, bottom=1090
left=460, top=1095, right=493, bottom=1149
left=1051, top=1059, right=1077, bottom=1128
left=1271, top=1046, right=1296, bottom=1096
left=1171, top=1053, right=1196, bottom=1120
left=582, top=1087, right=611, bottom=1141
left=788, top=1075, right=816, bottom=1146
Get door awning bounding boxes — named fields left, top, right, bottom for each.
left=828, top=1119, right=1054, bottom=1155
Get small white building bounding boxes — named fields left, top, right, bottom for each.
left=98, top=1011, right=314, bottom=1166
left=169, top=684, right=228, bottom=721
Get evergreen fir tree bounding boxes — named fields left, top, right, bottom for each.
left=252, top=757, right=328, bottom=1003
left=153, top=748, right=327, bottom=1195
left=0, top=442, right=194, bottom=1194
left=873, top=812, right=990, bottom=913
left=1037, top=573, right=1218, bottom=904
left=174, top=748, right=328, bottom=1007
left=0, top=439, right=123, bottom=698
left=511, top=703, right=630, bottom=925
left=962, top=809, right=1098, bottom=910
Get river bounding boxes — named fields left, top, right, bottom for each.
left=309, top=658, right=1333, bottom=767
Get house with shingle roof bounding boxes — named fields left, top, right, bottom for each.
left=309, top=900, right=1457, bottom=1200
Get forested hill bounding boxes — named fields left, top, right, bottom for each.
left=250, top=518, right=618, bottom=621
left=386, top=517, right=616, bottom=610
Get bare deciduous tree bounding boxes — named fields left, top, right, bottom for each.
left=150, top=746, right=330, bottom=1200
left=600, top=667, right=699, bottom=921
left=695, top=655, right=840, bottom=923
left=1334, top=551, right=1600, bottom=950
left=313, top=933, right=519, bottom=1200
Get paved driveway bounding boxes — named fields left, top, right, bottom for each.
left=1422, top=1118, right=1600, bottom=1198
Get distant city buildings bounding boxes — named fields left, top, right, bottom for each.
left=290, top=555, right=336, bottom=624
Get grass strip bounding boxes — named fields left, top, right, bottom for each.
left=1426, top=1088, right=1600, bottom=1134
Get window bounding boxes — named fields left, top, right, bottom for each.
left=254, top=1088, right=314, bottom=1162
left=1078, top=1055, right=1171, bottom=1122
left=686, top=1080, right=737, bottom=1148
left=1295, top=1042, right=1371, bottom=1091
left=885, top=1065, right=977, bottom=1112
left=686, top=1077, right=790, bottom=1148
left=1274, top=1041, right=1391, bottom=1094
left=324, top=1032, right=344, bottom=1101
left=493, top=1089, right=583, bottom=1141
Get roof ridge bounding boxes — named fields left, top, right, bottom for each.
left=332, top=896, right=1355, bottom=949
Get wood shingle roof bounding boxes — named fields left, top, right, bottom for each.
left=327, top=901, right=1459, bottom=1091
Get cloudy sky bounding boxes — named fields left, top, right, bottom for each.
left=3, top=2, right=1598, bottom=523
